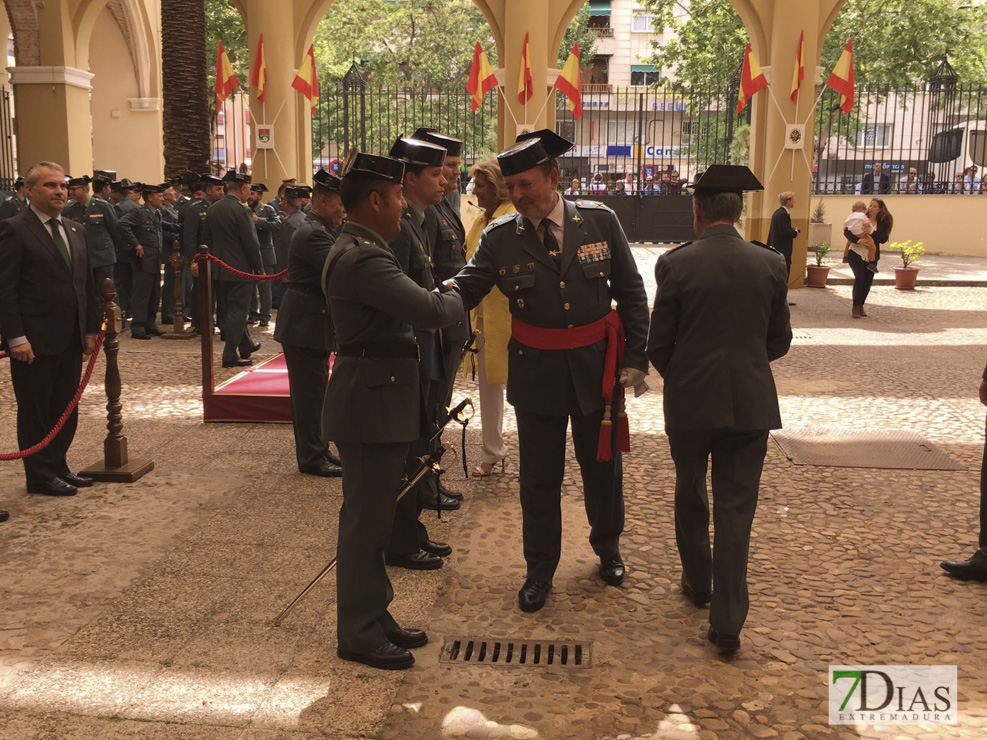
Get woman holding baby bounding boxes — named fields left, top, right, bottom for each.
left=843, top=197, right=894, bottom=319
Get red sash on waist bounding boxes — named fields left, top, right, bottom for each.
left=511, top=309, right=630, bottom=461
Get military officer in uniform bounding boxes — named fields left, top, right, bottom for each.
left=413, top=128, right=469, bottom=503
left=648, top=165, right=792, bottom=654
left=275, top=184, right=310, bottom=311
left=445, top=130, right=649, bottom=613
left=247, top=183, right=281, bottom=328
left=384, top=136, right=459, bottom=572
left=0, top=177, right=28, bottom=220
left=202, top=170, right=263, bottom=368
left=118, top=183, right=168, bottom=339
left=184, top=174, right=225, bottom=336
left=65, top=171, right=121, bottom=301
left=323, top=151, right=464, bottom=670
left=274, top=169, right=343, bottom=477
left=159, top=182, right=184, bottom=325
left=110, top=179, right=138, bottom=319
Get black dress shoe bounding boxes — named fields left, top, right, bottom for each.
left=599, top=556, right=625, bottom=586
left=422, top=539, right=452, bottom=557
left=299, top=461, right=343, bottom=477
left=681, top=576, right=711, bottom=607
left=60, top=473, right=94, bottom=488
left=148, top=325, right=166, bottom=336
left=940, top=556, right=987, bottom=582
left=258, top=321, right=269, bottom=328
left=437, top=480, right=463, bottom=501
left=337, top=641, right=414, bottom=670
left=385, top=550, right=443, bottom=570
left=787, top=301, right=797, bottom=307
left=0, top=510, right=9, bottom=522
left=27, top=478, right=77, bottom=496
left=708, top=627, right=741, bottom=654
left=130, top=332, right=152, bottom=340
left=384, top=626, right=428, bottom=649
left=240, top=341, right=262, bottom=359
left=518, top=578, right=552, bottom=612
left=222, top=358, right=252, bottom=368
left=324, top=450, right=343, bottom=467
left=422, top=489, right=461, bottom=511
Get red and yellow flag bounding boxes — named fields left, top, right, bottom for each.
left=790, top=30, right=805, bottom=102
left=292, top=44, right=320, bottom=115
left=251, top=33, right=268, bottom=104
left=555, top=43, right=582, bottom=119
left=466, top=42, right=498, bottom=112
left=737, top=43, right=768, bottom=114
left=517, top=31, right=533, bottom=104
left=826, top=39, right=855, bottom=114
left=215, top=42, right=240, bottom=108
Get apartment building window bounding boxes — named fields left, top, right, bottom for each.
left=857, top=124, right=893, bottom=148
left=632, top=13, right=656, bottom=33
left=631, top=64, right=661, bottom=86
left=588, top=55, right=610, bottom=86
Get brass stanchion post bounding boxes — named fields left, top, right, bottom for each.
left=164, top=240, right=193, bottom=339
left=82, top=279, right=155, bottom=482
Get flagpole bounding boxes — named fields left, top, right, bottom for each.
left=801, top=85, right=827, bottom=129
left=531, top=89, right=554, bottom=128
left=496, top=86, right=520, bottom=128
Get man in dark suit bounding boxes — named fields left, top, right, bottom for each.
left=323, top=152, right=463, bottom=670
left=0, top=161, right=101, bottom=496
left=446, top=130, right=651, bottom=613
left=273, top=169, right=343, bottom=478
left=766, top=190, right=799, bottom=280
left=861, top=161, right=890, bottom=195
left=940, top=362, right=987, bottom=582
left=202, top=170, right=263, bottom=368
left=648, top=165, right=792, bottom=655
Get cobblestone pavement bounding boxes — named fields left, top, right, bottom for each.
left=0, top=247, right=986, bottom=739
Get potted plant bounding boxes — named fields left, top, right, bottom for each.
left=807, top=199, right=832, bottom=252
left=806, top=242, right=831, bottom=288
left=892, top=240, right=925, bottom=290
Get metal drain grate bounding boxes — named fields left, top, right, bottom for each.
left=440, top=637, right=592, bottom=668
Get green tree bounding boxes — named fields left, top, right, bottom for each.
left=558, top=4, right=599, bottom=68
left=204, top=0, right=247, bottom=103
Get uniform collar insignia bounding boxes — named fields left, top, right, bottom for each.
left=572, top=214, right=582, bottom=224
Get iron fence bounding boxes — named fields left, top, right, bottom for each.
left=0, top=87, right=17, bottom=190
left=812, top=84, right=987, bottom=195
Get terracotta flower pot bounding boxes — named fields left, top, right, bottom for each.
left=894, top=266, right=919, bottom=290
left=806, top=264, right=831, bottom=288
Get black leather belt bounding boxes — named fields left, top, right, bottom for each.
left=287, top=283, right=324, bottom=297
left=337, top=342, right=419, bottom=360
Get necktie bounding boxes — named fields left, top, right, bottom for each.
left=540, top=218, right=561, bottom=266
left=48, top=219, right=72, bottom=268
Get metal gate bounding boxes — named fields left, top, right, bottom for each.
left=0, top=87, right=17, bottom=190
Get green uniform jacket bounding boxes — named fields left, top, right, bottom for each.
left=252, top=202, right=282, bottom=267
left=647, top=224, right=792, bottom=431
left=449, top=198, right=649, bottom=417
left=182, top=198, right=209, bottom=260
left=67, top=196, right=121, bottom=269
left=0, top=196, right=27, bottom=221
left=201, top=194, right=263, bottom=282
left=273, top=212, right=335, bottom=351
left=426, top=198, right=469, bottom=350
left=277, top=209, right=307, bottom=272
left=321, top=222, right=464, bottom=444
left=117, top=204, right=163, bottom=274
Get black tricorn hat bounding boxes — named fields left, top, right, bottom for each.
left=222, top=169, right=251, bottom=184
left=179, top=171, right=201, bottom=187
left=67, top=174, right=92, bottom=187
left=340, top=150, right=405, bottom=184
left=250, top=182, right=269, bottom=193
left=389, top=137, right=448, bottom=169
left=140, top=183, right=167, bottom=195
left=110, top=178, right=133, bottom=192
left=284, top=184, right=313, bottom=199
left=412, top=128, right=463, bottom=158
left=313, top=168, right=342, bottom=193
left=13, top=176, right=25, bottom=189
left=688, top=164, right=763, bottom=193
left=498, top=128, right=574, bottom=177
left=92, top=170, right=116, bottom=186
left=200, top=174, right=224, bottom=187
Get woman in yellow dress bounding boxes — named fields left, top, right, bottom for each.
left=465, top=160, right=515, bottom=476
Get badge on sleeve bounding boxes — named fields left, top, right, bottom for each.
left=498, top=266, right=506, bottom=276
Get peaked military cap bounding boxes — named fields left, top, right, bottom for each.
left=412, top=128, right=463, bottom=157
left=688, top=164, right=763, bottom=194
left=67, top=174, right=92, bottom=187
left=222, top=169, right=251, bottom=184
left=340, top=150, right=405, bottom=184
left=389, top=136, right=447, bottom=168
left=284, top=184, right=313, bottom=199
left=92, top=170, right=116, bottom=186
left=313, top=168, right=342, bottom=193
left=250, top=182, right=269, bottom=193
left=140, top=182, right=167, bottom=195
left=498, top=128, right=574, bottom=177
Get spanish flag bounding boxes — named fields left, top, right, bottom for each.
left=251, top=34, right=268, bottom=104
left=736, top=43, right=768, bottom=114
left=826, top=39, right=855, bottom=114
left=466, top=42, right=498, bottom=112
left=555, top=43, right=582, bottom=119
left=517, top=31, right=533, bottom=104
left=790, top=30, right=804, bottom=102
left=215, top=42, right=240, bottom=109
left=292, top=44, right=320, bottom=115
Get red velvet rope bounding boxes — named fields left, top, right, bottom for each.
left=0, top=351, right=8, bottom=360
left=194, top=253, right=287, bottom=282
left=0, top=330, right=106, bottom=461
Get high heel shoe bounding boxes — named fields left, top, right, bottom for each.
left=472, top=457, right=507, bottom=477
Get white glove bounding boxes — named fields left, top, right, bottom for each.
left=619, top=367, right=646, bottom=388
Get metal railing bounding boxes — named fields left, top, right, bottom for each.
left=0, top=87, right=17, bottom=190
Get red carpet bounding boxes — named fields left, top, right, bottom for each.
left=204, top=353, right=326, bottom=423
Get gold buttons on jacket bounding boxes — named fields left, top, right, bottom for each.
left=599, top=271, right=605, bottom=277
left=564, top=302, right=571, bottom=310
left=390, top=376, right=396, bottom=382
left=559, top=280, right=566, bottom=288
